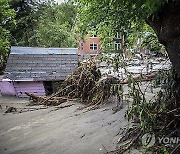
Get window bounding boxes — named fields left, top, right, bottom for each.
left=90, top=42, right=98, bottom=50
left=108, top=42, right=121, bottom=51
left=114, top=32, right=121, bottom=39
left=115, top=43, right=121, bottom=50
left=108, top=43, right=114, bottom=50
left=81, top=43, right=84, bottom=50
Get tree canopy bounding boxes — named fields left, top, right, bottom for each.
left=36, top=2, right=77, bottom=47
left=10, top=0, right=52, bottom=46
left=0, top=0, right=15, bottom=71
left=0, top=0, right=77, bottom=72
left=77, top=0, right=165, bottom=39
left=77, top=0, right=180, bottom=76
left=9, top=0, right=76, bottom=47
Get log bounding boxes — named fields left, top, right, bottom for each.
left=120, top=74, right=156, bottom=84
left=25, top=92, right=72, bottom=106
left=25, top=92, right=45, bottom=102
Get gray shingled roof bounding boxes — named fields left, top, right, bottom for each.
left=3, top=46, right=78, bottom=81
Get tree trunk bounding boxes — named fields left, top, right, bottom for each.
left=147, top=0, right=180, bottom=77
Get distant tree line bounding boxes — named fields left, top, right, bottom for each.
left=0, top=0, right=77, bottom=72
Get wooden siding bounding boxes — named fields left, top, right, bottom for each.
left=14, top=81, right=45, bottom=97
left=0, top=81, right=16, bottom=96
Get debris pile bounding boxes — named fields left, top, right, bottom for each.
left=59, top=59, right=101, bottom=101
left=26, top=59, right=122, bottom=109
left=25, top=58, right=158, bottom=109
left=25, top=92, right=71, bottom=106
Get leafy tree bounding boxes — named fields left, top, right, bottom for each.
left=141, top=31, right=166, bottom=56
left=77, top=0, right=180, bottom=76
left=10, top=0, right=55, bottom=46
left=10, top=0, right=77, bottom=48
left=36, top=3, right=77, bottom=47
left=127, top=24, right=166, bottom=56
left=0, top=0, right=15, bottom=72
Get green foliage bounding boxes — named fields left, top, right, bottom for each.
left=99, top=53, right=126, bottom=73
left=10, top=0, right=55, bottom=46
left=126, top=76, right=156, bottom=131
left=152, top=70, right=171, bottom=88
left=125, top=69, right=180, bottom=153
left=10, top=0, right=77, bottom=47
left=37, top=24, right=77, bottom=48
left=141, top=31, right=166, bottom=55
left=77, top=0, right=166, bottom=48
left=0, top=0, right=15, bottom=71
left=36, top=3, right=77, bottom=47
left=126, top=23, right=166, bottom=55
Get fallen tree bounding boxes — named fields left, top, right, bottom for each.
left=26, top=60, right=123, bottom=109
left=26, top=59, right=157, bottom=109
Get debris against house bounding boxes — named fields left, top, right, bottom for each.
left=25, top=58, right=159, bottom=110
left=25, top=59, right=122, bottom=109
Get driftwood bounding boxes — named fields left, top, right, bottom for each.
left=25, top=92, right=45, bottom=102
left=18, top=107, right=48, bottom=113
left=25, top=92, right=73, bottom=106
left=5, top=107, right=17, bottom=113
left=120, top=74, right=156, bottom=84
left=39, top=59, right=101, bottom=107
left=51, top=104, right=75, bottom=111
left=39, top=73, right=156, bottom=108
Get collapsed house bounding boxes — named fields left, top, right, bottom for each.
left=0, top=46, right=78, bottom=97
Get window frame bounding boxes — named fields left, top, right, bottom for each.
left=90, top=42, right=98, bottom=50
left=114, top=32, right=121, bottom=39
left=80, top=42, right=84, bottom=50
left=114, top=42, right=121, bottom=51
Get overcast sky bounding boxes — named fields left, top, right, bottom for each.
left=55, top=0, right=64, bottom=4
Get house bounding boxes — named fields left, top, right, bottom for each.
left=78, top=32, right=123, bottom=55
left=78, top=34, right=101, bottom=55
left=0, top=46, right=78, bottom=97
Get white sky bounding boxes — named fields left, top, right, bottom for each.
left=55, top=0, right=64, bottom=4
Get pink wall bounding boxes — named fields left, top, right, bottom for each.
left=14, top=81, right=46, bottom=98
left=0, top=81, right=46, bottom=98
left=0, top=81, right=16, bottom=96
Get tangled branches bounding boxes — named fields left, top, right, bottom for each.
left=112, top=69, right=180, bottom=154
left=58, top=59, right=122, bottom=109
left=59, top=59, right=101, bottom=102
left=38, top=59, right=122, bottom=110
